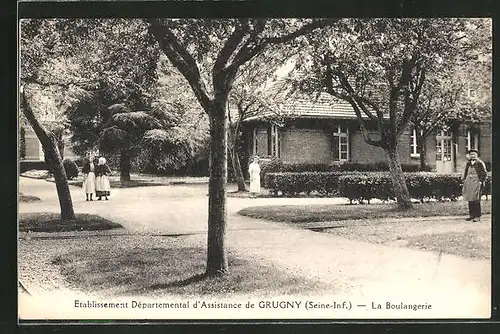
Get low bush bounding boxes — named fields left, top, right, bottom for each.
left=73, top=157, right=84, bottom=167
left=259, top=159, right=432, bottom=186
left=338, top=173, right=395, bottom=203
left=264, top=172, right=342, bottom=197
left=63, top=158, right=79, bottom=180
left=19, top=160, right=49, bottom=173
left=339, top=172, right=492, bottom=203
left=265, top=170, right=492, bottom=202
left=484, top=161, right=492, bottom=172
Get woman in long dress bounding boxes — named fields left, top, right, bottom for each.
left=95, top=157, right=111, bottom=200
left=82, top=156, right=96, bottom=201
left=248, top=156, right=261, bottom=196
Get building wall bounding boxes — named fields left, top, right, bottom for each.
left=23, top=129, right=43, bottom=160
left=21, top=127, right=79, bottom=161
left=280, top=128, right=333, bottom=163
left=455, top=122, right=492, bottom=173
left=349, top=130, right=386, bottom=164
left=479, top=122, right=492, bottom=163
left=245, top=120, right=492, bottom=173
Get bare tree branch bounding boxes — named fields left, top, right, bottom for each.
left=213, top=22, right=248, bottom=74
left=147, top=19, right=212, bottom=111
left=228, top=19, right=337, bottom=72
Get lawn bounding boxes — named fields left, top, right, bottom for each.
left=44, top=236, right=333, bottom=297
left=322, top=218, right=491, bottom=260
left=19, top=212, right=123, bottom=233
left=237, top=200, right=492, bottom=223
left=19, top=193, right=41, bottom=203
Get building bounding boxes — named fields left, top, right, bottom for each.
left=19, top=126, right=78, bottom=162
left=242, top=93, right=491, bottom=174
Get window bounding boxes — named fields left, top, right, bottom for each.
left=410, top=128, right=421, bottom=158
left=333, top=124, right=349, bottom=161
left=439, top=128, right=451, bottom=137
left=253, top=125, right=280, bottom=158
left=436, top=139, right=442, bottom=161
left=466, top=128, right=479, bottom=153
left=469, top=89, right=476, bottom=98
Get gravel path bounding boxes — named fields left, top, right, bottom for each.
left=18, top=177, right=491, bottom=318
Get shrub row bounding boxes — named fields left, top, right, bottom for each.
left=338, top=172, right=472, bottom=203
left=265, top=171, right=492, bottom=202
left=259, top=159, right=432, bottom=186
left=19, top=160, right=50, bottom=173
left=265, top=172, right=343, bottom=196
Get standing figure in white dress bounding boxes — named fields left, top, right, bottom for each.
left=82, top=155, right=96, bottom=201
left=248, top=156, right=261, bottom=196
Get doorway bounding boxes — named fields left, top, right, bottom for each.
left=435, top=129, right=454, bottom=174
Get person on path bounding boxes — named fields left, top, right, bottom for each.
left=462, top=149, right=487, bottom=222
left=249, top=156, right=261, bottom=196
left=95, top=157, right=111, bottom=201
left=82, top=154, right=96, bottom=201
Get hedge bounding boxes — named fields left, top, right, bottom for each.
left=265, top=171, right=492, bottom=202
left=19, top=160, right=50, bottom=173
left=259, top=159, right=432, bottom=186
left=339, top=172, right=492, bottom=203
left=265, top=172, right=343, bottom=196
left=63, top=158, right=79, bottom=180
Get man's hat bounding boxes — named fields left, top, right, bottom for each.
left=467, top=149, right=479, bottom=154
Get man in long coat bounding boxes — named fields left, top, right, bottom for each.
left=462, top=149, right=487, bottom=222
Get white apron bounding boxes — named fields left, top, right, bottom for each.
left=249, top=162, right=261, bottom=193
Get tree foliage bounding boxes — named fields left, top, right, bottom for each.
left=288, top=18, right=483, bottom=209
left=147, top=18, right=336, bottom=274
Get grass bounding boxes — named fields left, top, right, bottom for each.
left=321, top=217, right=491, bottom=260
left=237, top=200, right=492, bottom=223
left=19, top=193, right=41, bottom=203
left=50, top=243, right=332, bottom=297
left=19, top=212, right=123, bottom=233
left=20, top=170, right=51, bottom=179
left=406, top=230, right=490, bottom=259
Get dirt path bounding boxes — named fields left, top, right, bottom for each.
left=18, top=177, right=491, bottom=317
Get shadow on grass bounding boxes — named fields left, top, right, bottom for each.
left=124, top=273, right=209, bottom=295
left=237, top=201, right=492, bottom=224
left=51, top=245, right=333, bottom=297
left=19, top=212, right=123, bottom=233
left=19, top=193, right=41, bottom=203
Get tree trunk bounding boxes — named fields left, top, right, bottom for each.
left=231, top=147, right=246, bottom=191
left=57, top=136, right=65, bottom=160
left=385, top=145, right=413, bottom=210
left=120, top=150, right=131, bottom=182
left=21, top=87, right=76, bottom=221
left=228, top=127, right=246, bottom=192
left=418, top=135, right=427, bottom=171
left=206, top=97, right=229, bottom=276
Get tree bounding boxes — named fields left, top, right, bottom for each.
left=19, top=19, right=83, bottom=221
left=411, top=18, right=492, bottom=170
left=147, top=18, right=336, bottom=275
left=141, top=58, right=210, bottom=175
left=228, top=51, right=294, bottom=191
left=290, top=18, right=473, bottom=210
left=62, top=19, right=161, bottom=181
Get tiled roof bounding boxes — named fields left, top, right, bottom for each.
left=243, top=92, right=374, bottom=122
